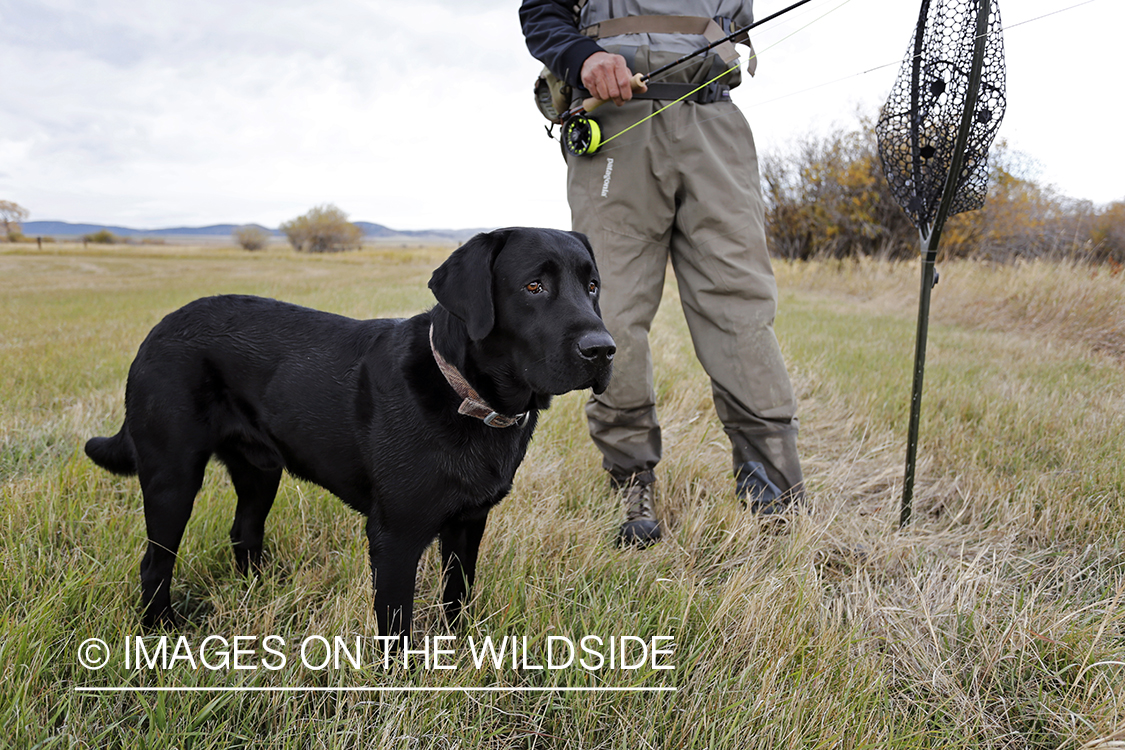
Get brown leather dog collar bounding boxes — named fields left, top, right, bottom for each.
left=429, top=325, right=529, bottom=429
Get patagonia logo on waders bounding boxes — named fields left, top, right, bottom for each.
left=600, top=158, right=614, bottom=197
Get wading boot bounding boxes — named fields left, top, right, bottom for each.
left=615, top=470, right=661, bottom=548
left=736, top=461, right=804, bottom=517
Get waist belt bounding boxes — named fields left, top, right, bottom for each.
left=631, top=81, right=731, bottom=104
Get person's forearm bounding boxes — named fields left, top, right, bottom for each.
left=520, top=0, right=605, bottom=89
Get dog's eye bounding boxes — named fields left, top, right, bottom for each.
left=588, top=280, right=599, bottom=295
left=526, top=281, right=544, bottom=294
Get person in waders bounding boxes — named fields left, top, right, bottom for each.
left=521, top=0, right=805, bottom=547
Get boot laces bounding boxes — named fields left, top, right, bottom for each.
left=622, top=480, right=656, bottom=523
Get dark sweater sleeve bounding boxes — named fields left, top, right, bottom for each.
left=519, top=0, right=605, bottom=90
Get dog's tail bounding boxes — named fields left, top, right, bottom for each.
left=85, top=428, right=137, bottom=476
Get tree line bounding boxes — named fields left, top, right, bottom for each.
left=761, top=118, right=1125, bottom=264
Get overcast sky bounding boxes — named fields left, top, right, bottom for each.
left=1, top=0, right=1119, bottom=231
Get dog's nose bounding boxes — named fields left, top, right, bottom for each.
left=577, top=331, right=616, bottom=362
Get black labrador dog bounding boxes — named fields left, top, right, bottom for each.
left=85, top=227, right=614, bottom=639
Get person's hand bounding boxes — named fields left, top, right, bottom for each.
left=580, top=51, right=634, bottom=106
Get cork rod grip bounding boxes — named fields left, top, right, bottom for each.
left=582, top=73, right=648, bottom=113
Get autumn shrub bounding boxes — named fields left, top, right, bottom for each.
left=762, top=120, right=916, bottom=260
left=1, top=199, right=30, bottom=241
left=83, top=230, right=116, bottom=244
left=280, top=204, right=363, bottom=253
left=233, top=225, right=271, bottom=251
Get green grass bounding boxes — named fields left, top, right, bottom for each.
left=1, top=243, right=1123, bottom=748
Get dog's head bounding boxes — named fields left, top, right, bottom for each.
left=429, top=227, right=614, bottom=395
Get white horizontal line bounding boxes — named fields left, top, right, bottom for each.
left=75, top=686, right=676, bottom=693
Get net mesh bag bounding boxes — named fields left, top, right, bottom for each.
left=876, top=0, right=1006, bottom=233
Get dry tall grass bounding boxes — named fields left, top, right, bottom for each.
left=776, top=257, right=1125, bottom=362
left=1, top=243, right=1122, bottom=748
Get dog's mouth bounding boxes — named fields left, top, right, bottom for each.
left=589, top=363, right=613, bottom=395
left=540, top=360, right=613, bottom=397
left=566, top=360, right=613, bottom=395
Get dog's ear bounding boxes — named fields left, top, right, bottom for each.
left=429, top=229, right=512, bottom=341
left=567, top=230, right=596, bottom=263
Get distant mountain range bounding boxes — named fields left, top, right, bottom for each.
left=21, top=220, right=488, bottom=243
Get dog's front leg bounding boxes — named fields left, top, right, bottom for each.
left=439, top=510, right=489, bottom=626
left=366, top=517, right=425, bottom=646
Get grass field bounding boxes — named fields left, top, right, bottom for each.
left=1, top=242, right=1122, bottom=748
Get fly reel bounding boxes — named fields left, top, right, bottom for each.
left=562, top=114, right=602, bottom=158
